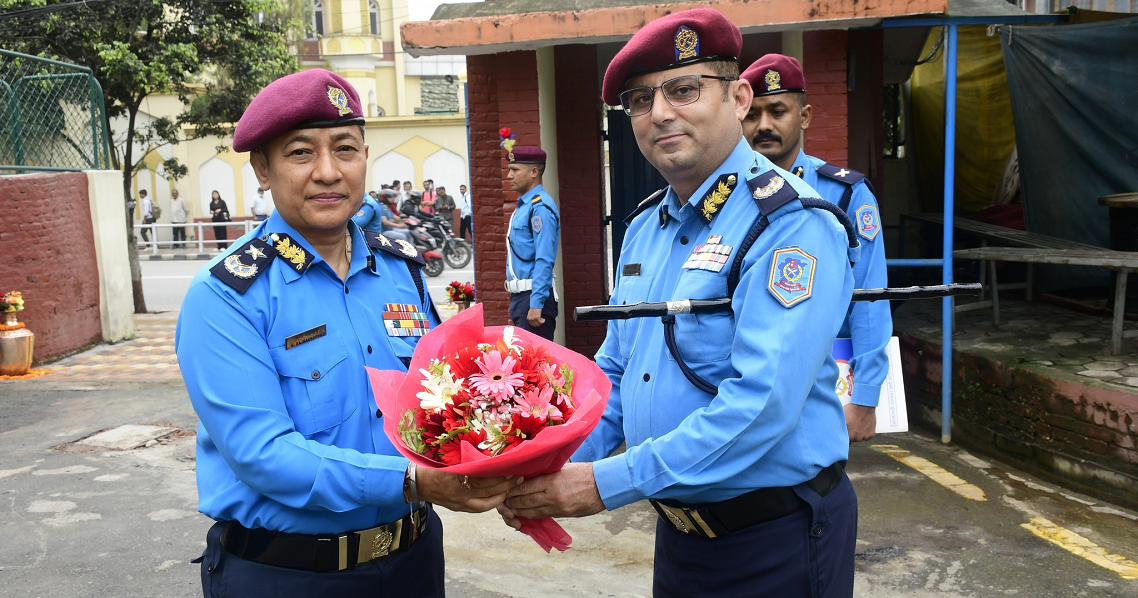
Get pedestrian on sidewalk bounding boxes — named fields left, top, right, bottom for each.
left=250, top=187, right=270, bottom=221
left=170, top=188, right=189, bottom=249
left=176, top=69, right=518, bottom=598
left=457, top=184, right=473, bottom=242
left=139, top=190, right=153, bottom=247
left=208, top=190, right=230, bottom=250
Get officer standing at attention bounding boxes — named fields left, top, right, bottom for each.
left=504, top=146, right=560, bottom=340
left=499, top=9, right=859, bottom=597
left=741, top=54, right=893, bottom=442
left=176, top=69, right=518, bottom=597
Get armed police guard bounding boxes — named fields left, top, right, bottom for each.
left=176, top=69, right=518, bottom=598
left=500, top=9, right=859, bottom=597
left=504, top=146, right=561, bottom=340
left=742, top=54, right=893, bottom=442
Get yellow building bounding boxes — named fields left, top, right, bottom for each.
left=122, top=0, right=469, bottom=237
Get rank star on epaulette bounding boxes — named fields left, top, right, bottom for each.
left=694, top=173, right=738, bottom=224
left=210, top=237, right=278, bottom=294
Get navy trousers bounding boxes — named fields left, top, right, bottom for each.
left=653, top=471, right=858, bottom=598
left=508, top=291, right=558, bottom=341
left=199, top=510, right=445, bottom=598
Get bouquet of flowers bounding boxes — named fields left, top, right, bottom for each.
left=368, top=305, right=610, bottom=552
left=444, top=280, right=475, bottom=305
left=1, top=291, right=24, bottom=312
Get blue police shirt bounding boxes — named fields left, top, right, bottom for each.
left=176, top=212, right=438, bottom=534
left=506, top=184, right=560, bottom=309
left=574, top=139, right=855, bottom=509
left=790, top=150, right=893, bottom=408
left=351, top=195, right=383, bottom=231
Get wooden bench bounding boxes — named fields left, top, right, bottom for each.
left=952, top=247, right=1138, bottom=355
left=901, top=212, right=1110, bottom=319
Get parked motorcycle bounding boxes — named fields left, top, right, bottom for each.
left=418, top=213, right=472, bottom=269
left=403, top=216, right=445, bottom=277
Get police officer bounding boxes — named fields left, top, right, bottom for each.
left=351, top=190, right=383, bottom=231
left=500, top=9, right=859, bottom=597
left=176, top=69, right=518, bottom=597
left=741, top=54, right=893, bottom=442
left=503, top=146, right=560, bottom=340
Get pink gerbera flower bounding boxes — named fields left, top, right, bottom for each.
left=514, top=386, right=562, bottom=421
left=469, top=350, right=526, bottom=401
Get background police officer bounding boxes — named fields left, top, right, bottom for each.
left=176, top=69, right=517, bottom=597
left=504, top=146, right=560, bottom=340
left=499, top=9, right=859, bottom=597
left=741, top=54, right=894, bottom=442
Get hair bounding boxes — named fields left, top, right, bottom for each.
left=139, top=189, right=148, bottom=196
left=712, top=60, right=741, bottom=100
left=536, top=163, right=547, bottom=177
left=436, top=186, right=445, bottom=192
left=211, top=190, right=221, bottom=200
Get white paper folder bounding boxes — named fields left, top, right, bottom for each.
left=832, top=337, right=908, bottom=434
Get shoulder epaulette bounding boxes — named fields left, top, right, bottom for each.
left=747, top=170, right=800, bottom=217
left=622, top=188, right=667, bottom=226
left=816, top=163, right=865, bottom=186
left=266, top=233, right=315, bottom=274
left=363, top=229, right=426, bottom=266
left=209, top=237, right=278, bottom=294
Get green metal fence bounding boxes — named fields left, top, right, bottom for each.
left=0, top=49, right=112, bottom=173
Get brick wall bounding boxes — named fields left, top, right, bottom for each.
left=803, top=30, right=849, bottom=166
left=466, top=50, right=541, bottom=326
left=554, top=45, right=607, bottom=355
left=0, top=172, right=103, bottom=362
left=901, top=334, right=1138, bottom=510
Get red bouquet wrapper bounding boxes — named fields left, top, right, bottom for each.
left=367, top=304, right=611, bottom=552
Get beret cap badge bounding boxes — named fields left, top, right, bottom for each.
left=674, top=25, right=700, bottom=62
left=327, top=86, right=352, bottom=117
left=765, top=70, right=781, bottom=92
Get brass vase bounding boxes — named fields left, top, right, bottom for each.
left=0, top=311, right=34, bottom=376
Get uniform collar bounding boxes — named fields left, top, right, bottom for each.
left=789, top=149, right=810, bottom=179
left=262, top=213, right=365, bottom=283
left=517, top=184, right=544, bottom=206
left=685, top=138, right=752, bottom=225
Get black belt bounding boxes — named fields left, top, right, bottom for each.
left=221, top=505, right=429, bottom=572
left=650, top=463, right=844, bottom=539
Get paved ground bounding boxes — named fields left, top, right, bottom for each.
left=4, top=304, right=1138, bottom=596
left=895, top=294, right=1138, bottom=389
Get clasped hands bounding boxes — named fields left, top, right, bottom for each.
left=414, top=463, right=605, bottom=528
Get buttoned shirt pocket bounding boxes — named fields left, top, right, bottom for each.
left=671, top=270, right=733, bottom=363
left=269, top=332, right=354, bottom=435
left=509, top=211, right=535, bottom=262
left=615, top=274, right=654, bottom=360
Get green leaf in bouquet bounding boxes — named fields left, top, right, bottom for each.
left=398, top=409, right=427, bottom=454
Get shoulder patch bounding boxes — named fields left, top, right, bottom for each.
left=209, top=237, right=277, bottom=294
left=693, top=173, right=738, bottom=224
left=748, top=169, right=800, bottom=217
left=365, top=230, right=426, bottom=266
left=817, top=163, right=865, bottom=186
left=855, top=204, right=881, bottom=240
left=268, top=233, right=314, bottom=274
left=767, top=246, right=816, bottom=308
left=530, top=213, right=543, bottom=233
left=623, top=187, right=667, bottom=227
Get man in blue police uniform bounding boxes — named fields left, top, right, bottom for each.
left=504, top=145, right=560, bottom=341
left=499, top=9, right=859, bottom=597
left=176, top=68, right=518, bottom=598
left=742, top=54, right=893, bottom=442
left=351, top=190, right=383, bottom=230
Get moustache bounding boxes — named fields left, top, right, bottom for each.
left=754, top=133, right=782, bottom=145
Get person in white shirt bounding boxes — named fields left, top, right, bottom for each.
left=139, top=190, right=154, bottom=246
left=250, top=187, right=270, bottom=221
left=170, top=189, right=190, bottom=249
left=457, top=184, right=472, bottom=242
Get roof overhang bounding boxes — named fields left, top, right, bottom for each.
left=401, top=0, right=950, bottom=58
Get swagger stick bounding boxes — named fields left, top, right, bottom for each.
left=574, top=283, right=982, bottom=321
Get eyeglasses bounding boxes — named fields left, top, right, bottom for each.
left=618, top=74, right=736, bottom=117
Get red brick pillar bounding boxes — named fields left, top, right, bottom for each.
left=802, top=31, right=849, bottom=166
left=554, top=45, right=607, bottom=356
left=466, top=51, right=540, bottom=326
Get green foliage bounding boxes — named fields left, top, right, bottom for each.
left=0, top=0, right=302, bottom=178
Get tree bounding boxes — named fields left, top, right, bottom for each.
left=0, top=0, right=303, bottom=312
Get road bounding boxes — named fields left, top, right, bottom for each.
left=140, top=257, right=474, bottom=311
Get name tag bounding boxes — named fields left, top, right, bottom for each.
left=285, top=324, right=327, bottom=350
left=623, top=263, right=642, bottom=276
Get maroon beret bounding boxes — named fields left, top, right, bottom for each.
left=602, top=8, right=742, bottom=107
left=742, top=54, right=806, bottom=97
left=233, top=69, right=365, bottom=152
left=508, top=146, right=546, bottom=164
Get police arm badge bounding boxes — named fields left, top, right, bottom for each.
left=855, top=204, right=880, bottom=241
left=531, top=214, right=543, bottom=233
left=767, top=247, right=816, bottom=307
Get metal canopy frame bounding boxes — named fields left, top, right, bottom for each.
left=879, top=9, right=1067, bottom=443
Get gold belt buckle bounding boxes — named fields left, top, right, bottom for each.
left=654, top=502, right=718, bottom=539
left=356, top=519, right=401, bottom=566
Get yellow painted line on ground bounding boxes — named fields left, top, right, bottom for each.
left=871, top=445, right=987, bottom=501
left=1021, top=516, right=1138, bottom=580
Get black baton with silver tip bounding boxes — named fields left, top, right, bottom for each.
left=574, top=283, right=982, bottom=321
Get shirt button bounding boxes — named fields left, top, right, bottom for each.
left=367, top=345, right=373, bottom=354
left=643, top=373, right=650, bottom=382
left=813, top=523, right=823, bottom=536
left=344, top=285, right=350, bottom=294
left=750, top=166, right=759, bottom=173
left=375, top=408, right=383, bottom=419
left=311, top=370, right=321, bottom=380
left=680, top=236, right=689, bottom=245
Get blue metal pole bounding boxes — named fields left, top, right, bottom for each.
left=941, top=25, right=958, bottom=444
